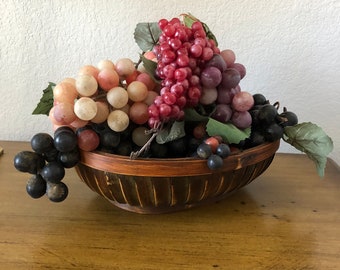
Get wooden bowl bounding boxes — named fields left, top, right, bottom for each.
left=75, top=140, right=280, bottom=214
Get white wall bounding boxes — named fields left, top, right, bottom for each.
left=1, top=0, right=339, bottom=166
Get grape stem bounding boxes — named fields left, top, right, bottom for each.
left=130, top=122, right=162, bottom=159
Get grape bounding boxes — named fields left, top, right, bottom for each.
left=26, top=174, right=47, bottom=199
left=43, top=147, right=59, bottom=162
left=106, top=86, right=129, bottom=109
left=115, top=58, right=136, bottom=78
left=129, top=102, right=149, bottom=125
left=14, top=151, right=45, bottom=174
left=99, top=130, right=120, bottom=149
left=53, top=82, right=78, bottom=104
left=53, top=102, right=77, bottom=125
left=132, top=126, right=152, bottom=147
left=204, top=137, right=219, bottom=153
left=54, top=130, right=77, bottom=152
left=40, top=161, right=65, bottom=183
left=211, top=104, right=233, bottom=123
left=91, top=101, right=109, bottom=124
left=216, top=143, right=231, bottom=158
left=207, top=154, right=223, bottom=170
left=200, top=66, right=222, bottom=88
left=205, top=53, right=227, bottom=72
left=257, top=104, right=278, bottom=124
left=143, top=91, right=158, bottom=106
left=253, top=93, right=267, bottom=106
left=264, top=123, right=284, bottom=141
left=136, top=72, right=156, bottom=91
left=74, top=97, right=98, bottom=121
left=278, top=110, right=298, bottom=127
left=231, top=63, right=246, bottom=79
left=220, top=49, right=236, bottom=66
left=77, top=128, right=100, bottom=151
left=220, top=68, right=241, bottom=89
left=78, top=65, right=100, bottom=81
left=58, top=148, right=80, bottom=168
left=30, top=133, right=54, bottom=154
left=46, top=182, right=68, bottom=202
left=231, top=91, right=254, bottom=112
left=127, top=81, right=148, bottom=102
left=200, top=87, right=218, bottom=105
left=231, top=111, right=252, bottom=129
left=107, top=110, right=129, bottom=132
left=196, top=143, right=212, bottom=159
left=97, top=59, right=115, bottom=71
left=97, top=68, right=119, bottom=91
left=75, top=74, right=98, bottom=97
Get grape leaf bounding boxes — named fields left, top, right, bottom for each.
left=182, top=13, right=218, bottom=46
left=206, top=118, right=251, bottom=144
left=283, top=122, right=334, bottom=177
left=156, top=121, right=186, bottom=144
left=134, top=22, right=161, bottom=52
left=140, top=54, right=160, bottom=83
left=32, top=82, right=56, bottom=115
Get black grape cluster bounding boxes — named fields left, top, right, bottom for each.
left=13, top=126, right=79, bottom=202
left=246, top=93, right=298, bottom=148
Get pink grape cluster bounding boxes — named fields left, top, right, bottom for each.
left=147, top=17, right=220, bottom=128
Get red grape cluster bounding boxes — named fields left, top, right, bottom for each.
left=148, top=17, right=220, bottom=128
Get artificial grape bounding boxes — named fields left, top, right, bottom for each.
left=216, top=143, right=231, bottom=158
left=116, top=141, right=133, bottom=156
left=53, top=82, right=78, bottom=104
left=231, top=111, right=252, bottom=129
left=74, top=97, right=98, bottom=121
left=231, top=63, right=246, bottom=79
left=211, top=104, right=233, bottom=123
left=54, top=126, right=74, bottom=137
left=264, top=123, right=284, bottom=141
left=231, top=91, right=254, bottom=112
left=204, top=137, right=220, bottom=153
left=193, top=122, right=207, bottom=139
left=115, top=58, right=136, bottom=78
left=58, top=148, right=80, bottom=168
left=132, top=126, right=152, bottom=147
left=167, top=137, right=188, bottom=158
left=91, top=101, right=110, bottom=124
left=253, top=93, right=267, bottom=106
left=196, top=143, right=212, bottom=159
left=199, top=87, right=218, bottom=105
left=127, top=81, right=148, bottom=102
left=14, top=151, right=45, bottom=174
left=97, top=68, right=119, bottom=91
left=200, top=66, right=222, bottom=88
left=107, top=110, right=129, bottom=132
left=207, top=154, right=223, bottom=170
left=205, top=54, right=227, bottom=72
left=142, top=90, right=158, bottom=106
left=26, top=174, right=46, bottom=199
left=129, top=102, right=149, bottom=125
left=30, top=133, right=54, bottom=154
left=249, top=130, right=266, bottom=147
left=75, top=74, right=98, bottom=97
left=53, top=102, right=77, bottom=125
left=136, top=72, right=156, bottom=91
left=77, top=128, right=100, bottom=151
left=150, top=141, right=168, bottom=158
left=220, top=68, right=241, bottom=89
left=54, top=130, right=77, bottom=152
left=278, top=110, right=298, bottom=127
left=46, top=182, right=68, bottom=203
left=257, top=104, right=278, bottom=124
left=40, top=161, right=65, bottom=183
left=99, top=130, right=120, bottom=149
left=106, top=86, right=129, bottom=109
left=78, top=65, right=100, bottom=81
left=97, top=59, right=115, bottom=71
left=220, top=49, right=236, bottom=66
left=43, top=147, right=59, bottom=162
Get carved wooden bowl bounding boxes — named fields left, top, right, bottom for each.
left=75, top=140, right=280, bottom=214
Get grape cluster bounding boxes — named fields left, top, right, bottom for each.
left=13, top=126, right=79, bottom=202
left=246, top=93, right=298, bottom=147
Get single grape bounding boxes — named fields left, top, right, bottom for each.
left=220, top=68, right=241, bottom=89
left=132, top=126, right=152, bottom=147
left=91, top=101, right=109, bottom=124
left=58, top=148, right=80, bottom=168
left=14, top=151, right=45, bottom=174
left=97, top=68, right=119, bottom=91
left=106, top=86, right=129, bottom=109
left=257, top=104, right=278, bottom=124
left=278, top=110, right=298, bottom=127
left=40, top=161, right=65, bottom=183
left=30, top=133, right=54, bottom=154
left=78, top=65, right=100, bottom=81
left=232, top=91, right=254, bottom=112
left=204, top=137, right=220, bottom=153
left=75, top=74, right=98, bottom=97
left=53, top=82, right=78, bottom=104
left=264, top=123, right=284, bottom=141
left=115, top=58, right=136, bottom=78
left=216, top=143, right=231, bottom=158
left=74, top=97, right=98, bottom=121
left=231, top=63, right=246, bottom=79
left=107, top=110, right=129, bottom=132
left=199, top=87, right=218, bottom=105
left=207, top=154, right=224, bottom=170
left=127, top=81, right=148, bottom=102
left=231, top=111, right=252, bottom=129
left=196, top=143, right=212, bottom=159
left=53, top=102, right=77, bottom=125
left=54, top=130, right=77, bottom=152
left=77, top=128, right=100, bottom=151
left=99, top=130, right=120, bottom=149
left=253, top=93, right=267, bottom=106
left=200, top=66, right=222, bottom=88
left=26, top=174, right=46, bottom=199
left=205, top=54, right=227, bottom=72
left=220, top=49, right=236, bottom=66
left=211, top=104, right=233, bottom=123
left=46, top=182, right=68, bottom=203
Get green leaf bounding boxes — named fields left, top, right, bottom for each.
left=140, top=54, right=160, bottom=83
left=184, top=108, right=209, bottom=122
left=32, top=82, right=56, bottom=115
left=134, top=22, right=161, bottom=52
left=156, top=121, right=186, bottom=144
left=283, top=122, right=334, bottom=177
left=206, top=118, right=251, bottom=144
left=182, top=13, right=218, bottom=46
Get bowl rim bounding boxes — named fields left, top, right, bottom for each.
left=78, top=140, right=280, bottom=177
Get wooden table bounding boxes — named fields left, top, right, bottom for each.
left=1, top=141, right=339, bottom=270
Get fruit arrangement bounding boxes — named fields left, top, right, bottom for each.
left=14, top=14, right=333, bottom=203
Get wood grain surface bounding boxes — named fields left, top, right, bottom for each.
left=1, top=141, right=339, bottom=270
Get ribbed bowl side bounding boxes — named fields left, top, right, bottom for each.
left=75, top=154, right=275, bottom=214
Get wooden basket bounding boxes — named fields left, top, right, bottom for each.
left=75, top=140, right=280, bottom=214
